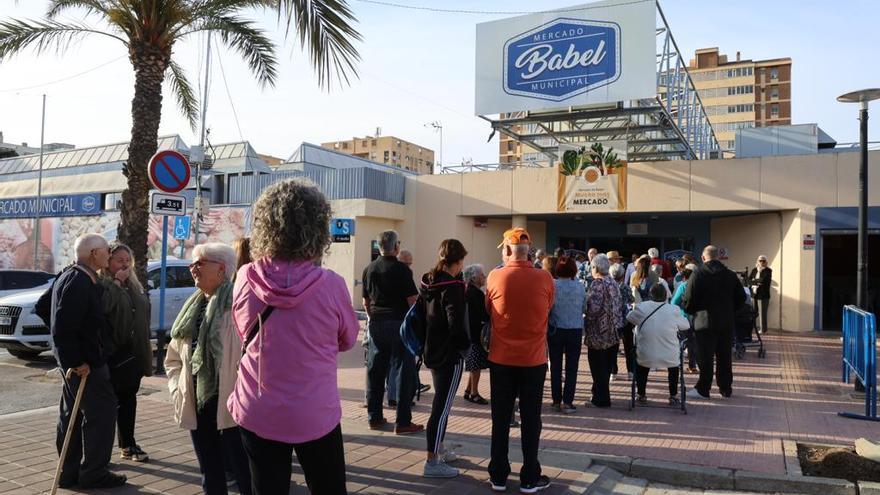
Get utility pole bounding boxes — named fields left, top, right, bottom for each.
left=193, top=33, right=212, bottom=245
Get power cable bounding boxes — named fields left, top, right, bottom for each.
left=0, top=55, right=126, bottom=92
left=213, top=37, right=245, bottom=142
left=350, top=0, right=651, bottom=15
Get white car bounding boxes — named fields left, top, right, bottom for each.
left=0, top=259, right=197, bottom=360
left=0, top=270, right=54, bottom=299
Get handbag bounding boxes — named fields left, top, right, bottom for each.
left=480, top=321, right=492, bottom=353
left=693, top=310, right=710, bottom=332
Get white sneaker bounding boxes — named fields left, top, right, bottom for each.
left=441, top=450, right=459, bottom=463
left=686, top=389, right=709, bottom=400
left=609, top=374, right=616, bottom=382
left=423, top=460, right=459, bottom=478
left=489, top=479, right=507, bottom=492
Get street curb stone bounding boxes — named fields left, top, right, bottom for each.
left=628, top=458, right=734, bottom=490
left=734, top=470, right=856, bottom=495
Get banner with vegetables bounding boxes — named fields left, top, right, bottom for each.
left=557, top=142, right=627, bottom=212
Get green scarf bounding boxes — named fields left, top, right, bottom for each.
left=170, top=280, right=233, bottom=411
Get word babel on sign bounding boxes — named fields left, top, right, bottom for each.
left=504, top=19, right=620, bottom=101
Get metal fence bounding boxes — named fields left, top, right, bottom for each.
left=226, top=167, right=406, bottom=205
left=840, top=305, right=879, bottom=421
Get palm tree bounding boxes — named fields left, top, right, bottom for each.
left=0, top=0, right=360, bottom=280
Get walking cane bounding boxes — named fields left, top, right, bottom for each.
left=50, top=368, right=88, bottom=495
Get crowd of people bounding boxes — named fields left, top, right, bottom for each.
left=39, top=175, right=773, bottom=494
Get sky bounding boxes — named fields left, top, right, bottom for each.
left=0, top=0, right=878, bottom=168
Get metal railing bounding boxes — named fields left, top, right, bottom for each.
left=840, top=305, right=879, bottom=421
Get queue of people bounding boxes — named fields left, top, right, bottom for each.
left=39, top=173, right=761, bottom=494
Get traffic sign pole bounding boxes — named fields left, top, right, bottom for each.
left=157, top=215, right=169, bottom=374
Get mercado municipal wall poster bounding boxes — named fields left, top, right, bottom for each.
left=556, top=141, right=627, bottom=212
left=0, top=206, right=252, bottom=273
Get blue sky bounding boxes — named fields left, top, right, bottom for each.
left=0, top=0, right=877, bottom=166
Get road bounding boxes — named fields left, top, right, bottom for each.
left=0, top=350, right=60, bottom=415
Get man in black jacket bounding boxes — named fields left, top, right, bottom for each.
left=683, top=245, right=746, bottom=400
left=35, top=233, right=125, bottom=489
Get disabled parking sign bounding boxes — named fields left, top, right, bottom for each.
left=173, top=216, right=191, bottom=240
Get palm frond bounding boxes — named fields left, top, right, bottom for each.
left=0, top=18, right=124, bottom=61
left=47, top=0, right=110, bottom=19
left=277, top=0, right=361, bottom=88
left=166, top=59, right=199, bottom=129
left=183, top=15, right=278, bottom=88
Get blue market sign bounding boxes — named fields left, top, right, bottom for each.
left=503, top=18, right=620, bottom=102
left=0, top=193, right=102, bottom=218
left=331, top=218, right=355, bottom=243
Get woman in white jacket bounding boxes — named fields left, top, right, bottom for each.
left=164, top=243, right=252, bottom=495
left=626, top=284, right=690, bottom=406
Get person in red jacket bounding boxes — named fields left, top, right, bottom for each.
left=649, top=247, right=673, bottom=282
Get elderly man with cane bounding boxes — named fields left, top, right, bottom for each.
left=36, top=233, right=126, bottom=490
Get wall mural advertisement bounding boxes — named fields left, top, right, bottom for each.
left=0, top=206, right=251, bottom=273
left=556, top=141, right=627, bottom=212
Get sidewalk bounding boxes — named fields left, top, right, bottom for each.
left=0, top=331, right=871, bottom=494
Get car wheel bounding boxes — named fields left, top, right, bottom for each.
left=7, top=349, right=42, bottom=360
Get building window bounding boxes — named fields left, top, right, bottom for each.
left=771, top=87, right=779, bottom=99
left=770, top=68, right=779, bottom=80
left=383, top=151, right=389, bottom=162
left=371, top=139, right=377, bottom=145
left=771, top=104, right=779, bottom=118
left=507, top=141, right=515, bottom=152
left=342, top=142, right=348, bottom=149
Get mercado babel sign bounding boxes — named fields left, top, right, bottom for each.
left=476, top=0, right=655, bottom=115
left=0, top=193, right=103, bottom=218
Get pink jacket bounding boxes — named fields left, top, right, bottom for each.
left=227, top=258, right=359, bottom=444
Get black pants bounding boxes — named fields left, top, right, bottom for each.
left=613, top=324, right=635, bottom=375
left=240, top=424, right=347, bottom=495
left=757, top=298, right=769, bottom=332
left=548, top=328, right=582, bottom=405
left=109, top=358, right=142, bottom=449
left=366, top=320, right=414, bottom=426
left=488, top=362, right=546, bottom=486
left=683, top=328, right=698, bottom=368
left=57, top=363, right=117, bottom=486
left=635, top=365, right=680, bottom=397
left=189, top=396, right=253, bottom=495
left=695, top=329, right=733, bottom=397
left=587, top=346, right=616, bottom=407
left=426, top=358, right=463, bottom=454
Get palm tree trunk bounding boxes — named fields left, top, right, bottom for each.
left=118, top=43, right=168, bottom=285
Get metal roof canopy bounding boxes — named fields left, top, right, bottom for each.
left=473, top=1, right=720, bottom=168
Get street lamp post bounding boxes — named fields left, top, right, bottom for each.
left=425, top=121, right=442, bottom=173
left=837, top=89, right=880, bottom=312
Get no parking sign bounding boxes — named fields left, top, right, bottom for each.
left=148, top=150, right=191, bottom=193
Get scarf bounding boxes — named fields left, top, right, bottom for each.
left=170, top=280, right=233, bottom=411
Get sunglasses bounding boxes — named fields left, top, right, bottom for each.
left=189, top=259, right=221, bottom=270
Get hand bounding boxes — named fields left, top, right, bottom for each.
left=71, top=363, right=90, bottom=378
left=115, top=267, right=131, bottom=283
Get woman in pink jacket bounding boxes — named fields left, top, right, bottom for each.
left=228, top=179, right=360, bottom=495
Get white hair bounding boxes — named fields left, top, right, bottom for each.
left=591, top=253, right=611, bottom=276
left=192, top=243, right=237, bottom=281
left=510, top=243, right=530, bottom=259
left=650, top=263, right=664, bottom=276
left=74, top=233, right=108, bottom=261
left=463, top=264, right=485, bottom=284
left=648, top=247, right=660, bottom=258
left=609, top=263, right=626, bottom=280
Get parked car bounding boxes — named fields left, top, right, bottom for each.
left=0, top=259, right=196, bottom=360
left=0, top=270, right=54, bottom=299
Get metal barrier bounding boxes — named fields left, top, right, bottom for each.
left=840, top=305, right=879, bottom=421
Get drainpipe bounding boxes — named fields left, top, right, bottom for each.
left=778, top=211, right=784, bottom=331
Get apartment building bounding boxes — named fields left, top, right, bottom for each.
left=321, top=135, right=435, bottom=174
left=688, top=47, right=792, bottom=153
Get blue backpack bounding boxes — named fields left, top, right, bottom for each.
left=400, top=297, right=427, bottom=357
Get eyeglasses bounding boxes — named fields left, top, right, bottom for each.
left=189, top=259, right=221, bottom=270
left=759, top=259, right=767, bottom=263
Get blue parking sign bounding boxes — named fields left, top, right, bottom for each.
left=331, top=218, right=354, bottom=243
left=174, top=216, right=192, bottom=240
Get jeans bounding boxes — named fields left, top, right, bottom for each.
left=695, top=329, right=733, bottom=397
left=240, top=424, right=347, bottom=495
left=366, top=320, right=415, bottom=425
left=426, top=358, right=463, bottom=454
left=189, top=396, right=253, bottom=495
left=488, top=362, right=546, bottom=486
left=548, top=328, right=582, bottom=405
left=56, top=363, right=117, bottom=486
left=587, top=346, right=616, bottom=407
left=109, top=357, right=142, bottom=449
left=635, top=365, right=680, bottom=397
left=387, top=353, right=399, bottom=402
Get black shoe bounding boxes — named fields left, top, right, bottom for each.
left=57, top=476, right=77, bottom=489
left=520, top=475, right=551, bottom=493
left=419, top=384, right=432, bottom=394
left=388, top=400, right=398, bottom=407
left=79, top=472, right=127, bottom=489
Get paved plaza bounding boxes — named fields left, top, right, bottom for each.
left=0, top=331, right=873, bottom=494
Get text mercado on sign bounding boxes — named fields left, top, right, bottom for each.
left=0, top=193, right=102, bottom=218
